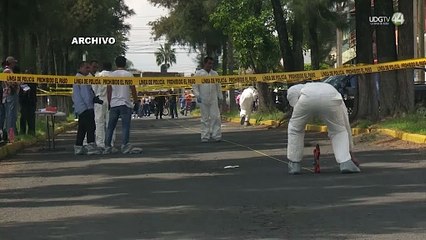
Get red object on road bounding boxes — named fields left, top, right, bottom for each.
left=313, top=144, right=320, bottom=173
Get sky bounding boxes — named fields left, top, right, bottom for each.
left=124, top=0, right=198, bottom=75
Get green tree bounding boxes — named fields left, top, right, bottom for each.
left=155, top=43, right=177, bottom=72
left=211, top=0, right=281, bottom=112
left=148, top=0, right=226, bottom=63
left=0, top=0, right=134, bottom=75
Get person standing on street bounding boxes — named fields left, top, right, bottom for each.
left=168, top=89, right=178, bottom=119
left=72, top=61, right=101, bottom=155
left=192, top=57, right=223, bottom=142
left=93, top=62, right=115, bottom=149
left=19, top=69, right=37, bottom=135
left=2, top=56, right=20, bottom=142
left=154, top=94, right=165, bottom=120
left=104, top=56, right=142, bottom=154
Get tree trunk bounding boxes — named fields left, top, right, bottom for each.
left=227, top=36, right=234, bottom=74
left=397, top=0, right=415, bottom=112
left=256, top=82, right=273, bottom=113
left=308, top=14, right=320, bottom=70
left=64, top=47, right=69, bottom=75
left=53, top=48, right=58, bottom=75
left=32, top=33, right=43, bottom=74
left=1, top=0, right=9, bottom=56
left=10, top=27, right=20, bottom=61
left=292, top=15, right=304, bottom=71
left=375, top=0, right=398, bottom=117
left=271, top=0, right=294, bottom=71
left=355, top=0, right=379, bottom=121
left=222, top=39, right=228, bottom=75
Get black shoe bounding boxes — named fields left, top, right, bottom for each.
left=240, top=116, right=245, bottom=125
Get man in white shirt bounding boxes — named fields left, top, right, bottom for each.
left=192, top=57, right=223, bottom=142
left=104, top=56, right=142, bottom=154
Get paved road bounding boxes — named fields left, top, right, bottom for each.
left=0, top=116, right=425, bottom=240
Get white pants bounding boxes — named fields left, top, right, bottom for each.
left=239, top=99, right=253, bottom=122
left=94, top=102, right=115, bottom=147
left=199, top=102, right=222, bottom=140
left=287, top=94, right=353, bottom=163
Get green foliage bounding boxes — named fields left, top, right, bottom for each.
left=222, top=109, right=240, bottom=118
left=16, top=116, right=72, bottom=142
left=252, top=109, right=285, bottom=123
left=353, top=119, right=374, bottom=129
left=211, top=0, right=281, bottom=73
left=0, top=0, right=134, bottom=74
left=304, top=63, right=332, bottom=70
left=376, top=114, right=426, bottom=135
left=148, top=0, right=226, bottom=57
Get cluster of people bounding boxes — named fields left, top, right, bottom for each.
left=179, top=91, right=195, bottom=116
left=72, top=56, right=142, bottom=155
left=192, top=57, right=360, bottom=174
left=132, top=90, right=180, bottom=119
left=0, top=56, right=37, bottom=143
left=0, top=53, right=360, bottom=175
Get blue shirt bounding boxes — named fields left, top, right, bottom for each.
left=72, top=73, right=94, bottom=114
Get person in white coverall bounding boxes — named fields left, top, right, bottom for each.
left=92, top=62, right=115, bottom=149
left=239, top=86, right=258, bottom=126
left=286, top=82, right=360, bottom=174
left=192, top=57, right=223, bottom=142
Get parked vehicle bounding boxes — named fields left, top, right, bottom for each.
left=322, top=75, right=358, bottom=120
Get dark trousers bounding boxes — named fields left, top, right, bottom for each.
left=169, top=102, right=178, bottom=118
left=0, top=103, right=5, bottom=140
left=155, top=104, right=164, bottom=118
left=20, top=104, right=36, bottom=135
left=75, top=109, right=96, bottom=146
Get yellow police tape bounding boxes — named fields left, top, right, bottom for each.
left=1, top=58, right=425, bottom=87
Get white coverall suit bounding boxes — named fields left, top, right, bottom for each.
left=287, top=82, right=353, bottom=164
left=93, top=70, right=115, bottom=148
left=193, top=69, right=223, bottom=141
left=239, top=87, right=258, bottom=124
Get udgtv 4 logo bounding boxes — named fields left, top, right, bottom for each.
left=369, top=12, right=405, bottom=26
left=71, top=36, right=116, bottom=45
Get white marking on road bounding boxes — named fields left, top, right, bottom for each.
left=168, top=119, right=314, bottom=173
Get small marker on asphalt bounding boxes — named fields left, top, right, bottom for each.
left=224, top=165, right=240, bottom=169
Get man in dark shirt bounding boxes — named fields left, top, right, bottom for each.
left=154, top=94, right=166, bottom=119
left=19, top=77, right=37, bottom=135
left=168, top=90, right=178, bottom=119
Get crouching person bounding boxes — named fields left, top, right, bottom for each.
left=239, top=86, right=258, bottom=126
left=286, top=82, right=360, bottom=174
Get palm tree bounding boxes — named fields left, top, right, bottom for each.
left=155, top=43, right=177, bottom=73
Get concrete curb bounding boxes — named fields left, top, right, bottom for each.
left=304, top=124, right=426, bottom=144
left=372, top=128, right=426, bottom=144
left=0, top=121, right=78, bottom=160
left=208, top=114, right=426, bottom=145
left=225, top=117, right=278, bottom=127
left=227, top=117, right=426, bottom=144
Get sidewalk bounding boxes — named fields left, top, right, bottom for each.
left=225, top=116, right=426, bottom=144
left=0, top=121, right=77, bottom=160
